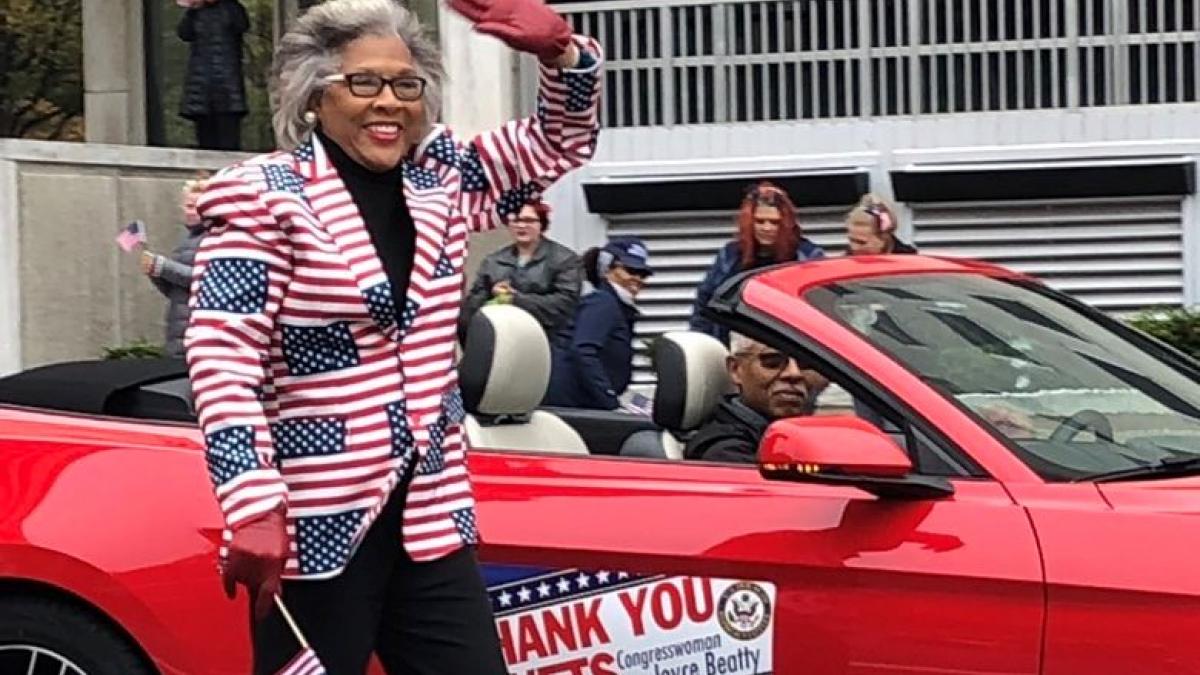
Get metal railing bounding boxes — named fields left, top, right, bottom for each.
left=560, top=0, right=1200, bottom=127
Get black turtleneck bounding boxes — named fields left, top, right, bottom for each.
left=318, top=130, right=416, bottom=310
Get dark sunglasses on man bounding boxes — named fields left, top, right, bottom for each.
left=736, top=349, right=814, bottom=373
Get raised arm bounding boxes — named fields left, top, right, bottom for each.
left=449, top=0, right=603, bottom=231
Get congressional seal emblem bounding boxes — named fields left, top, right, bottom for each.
left=717, top=581, right=772, bottom=641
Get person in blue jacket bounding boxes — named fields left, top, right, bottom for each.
left=689, top=182, right=825, bottom=345
left=544, top=237, right=654, bottom=410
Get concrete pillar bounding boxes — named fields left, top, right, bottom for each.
left=0, top=159, right=20, bottom=375
left=1183, top=192, right=1200, bottom=308
left=439, top=11, right=518, bottom=138
left=82, top=0, right=147, bottom=145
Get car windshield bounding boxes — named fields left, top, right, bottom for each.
left=806, top=273, right=1200, bottom=481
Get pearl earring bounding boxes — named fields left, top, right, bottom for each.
left=303, top=110, right=317, bottom=125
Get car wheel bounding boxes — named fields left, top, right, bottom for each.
left=0, top=596, right=152, bottom=675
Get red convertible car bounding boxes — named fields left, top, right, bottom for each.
left=3, top=256, right=1200, bottom=675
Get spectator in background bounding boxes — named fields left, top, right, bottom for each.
left=177, top=0, right=250, bottom=151
left=141, top=173, right=210, bottom=358
left=685, top=333, right=829, bottom=464
left=544, top=237, right=653, bottom=410
left=689, top=182, right=825, bottom=345
left=459, top=199, right=581, bottom=343
left=845, top=193, right=917, bottom=256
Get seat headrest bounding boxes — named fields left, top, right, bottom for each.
left=460, top=305, right=550, bottom=416
left=652, top=332, right=733, bottom=431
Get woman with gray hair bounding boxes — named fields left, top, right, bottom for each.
left=182, top=0, right=602, bottom=671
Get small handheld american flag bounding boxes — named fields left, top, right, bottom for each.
left=620, top=392, right=654, bottom=417
left=273, top=596, right=326, bottom=675
left=115, top=220, right=147, bottom=252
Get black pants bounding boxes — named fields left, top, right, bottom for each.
left=250, top=484, right=507, bottom=674
left=194, top=114, right=242, bottom=151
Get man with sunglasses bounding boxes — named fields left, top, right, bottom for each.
left=685, top=334, right=829, bottom=464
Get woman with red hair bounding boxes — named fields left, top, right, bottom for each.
left=459, top=199, right=583, bottom=342
left=689, top=182, right=825, bottom=345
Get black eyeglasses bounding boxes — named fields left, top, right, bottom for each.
left=326, top=73, right=427, bottom=101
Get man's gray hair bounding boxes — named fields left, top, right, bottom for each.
left=728, top=332, right=759, bottom=355
left=271, top=0, right=445, bottom=150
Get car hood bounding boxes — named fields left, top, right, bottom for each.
left=1099, top=474, right=1200, bottom=514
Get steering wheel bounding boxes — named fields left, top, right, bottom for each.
left=1050, top=409, right=1115, bottom=444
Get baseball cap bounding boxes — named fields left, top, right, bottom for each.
left=604, top=237, right=654, bottom=276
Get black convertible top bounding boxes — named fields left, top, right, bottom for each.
left=0, top=358, right=195, bottom=421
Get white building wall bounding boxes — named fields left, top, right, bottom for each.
left=542, top=103, right=1200, bottom=305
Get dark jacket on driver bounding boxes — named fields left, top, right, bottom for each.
left=684, top=395, right=771, bottom=464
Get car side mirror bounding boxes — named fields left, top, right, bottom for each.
left=757, top=416, right=954, bottom=500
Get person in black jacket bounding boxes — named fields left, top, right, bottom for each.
left=177, top=0, right=250, bottom=151
left=845, top=193, right=917, bottom=256
left=543, top=237, right=653, bottom=410
left=685, top=334, right=829, bottom=464
left=459, top=199, right=581, bottom=343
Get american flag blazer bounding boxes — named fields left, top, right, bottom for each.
left=185, top=37, right=602, bottom=579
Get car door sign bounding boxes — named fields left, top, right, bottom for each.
left=485, top=566, right=776, bottom=674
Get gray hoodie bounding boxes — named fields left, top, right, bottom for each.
left=148, top=225, right=205, bottom=358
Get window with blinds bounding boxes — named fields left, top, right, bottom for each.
left=911, top=196, right=1185, bottom=312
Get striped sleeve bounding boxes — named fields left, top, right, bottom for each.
left=184, top=165, right=292, bottom=530
left=461, top=35, right=604, bottom=232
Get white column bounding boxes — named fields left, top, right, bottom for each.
left=439, top=11, right=518, bottom=138
left=1183, top=190, right=1200, bottom=308
left=82, top=0, right=147, bottom=144
left=0, top=159, right=22, bottom=374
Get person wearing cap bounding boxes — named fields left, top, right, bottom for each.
left=689, top=181, right=825, bottom=346
left=543, top=237, right=653, bottom=410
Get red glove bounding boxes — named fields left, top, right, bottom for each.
left=222, top=508, right=288, bottom=620
left=448, top=0, right=574, bottom=63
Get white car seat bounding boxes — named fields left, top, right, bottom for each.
left=621, top=331, right=733, bottom=460
left=459, top=305, right=589, bottom=455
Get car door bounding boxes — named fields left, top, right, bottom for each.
left=1007, top=480, right=1200, bottom=675
left=472, top=450, right=1044, bottom=675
